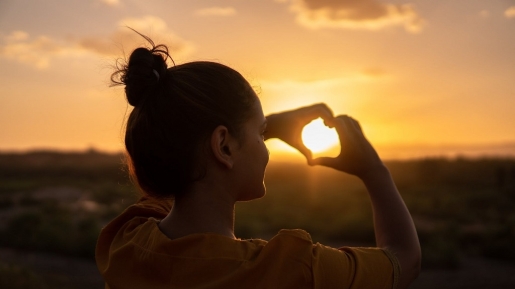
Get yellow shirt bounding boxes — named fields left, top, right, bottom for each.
left=96, top=197, right=400, bottom=289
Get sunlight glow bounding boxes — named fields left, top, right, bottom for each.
left=302, top=118, right=339, bottom=154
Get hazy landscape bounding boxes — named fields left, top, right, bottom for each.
left=1, top=150, right=514, bottom=288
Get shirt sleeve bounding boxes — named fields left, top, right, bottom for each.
left=312, top=244, right=400, bottom=289
left=96, top=196, right=173, bottom=276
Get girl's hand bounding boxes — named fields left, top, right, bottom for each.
left=265, top=103, right=333, bottom=163
left=311, top=115, right=385, bottom=179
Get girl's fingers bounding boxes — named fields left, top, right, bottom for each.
left=347, top=116, right=364, bottom=135
left=296, top=143, right=313, bottom=163
left=333, top=115, right=356, bottom=143
left=310, top=156, right=337, bottom=167
left=301, top=103, right=334, bottom=123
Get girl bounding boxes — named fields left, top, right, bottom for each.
left=96, top=36, right=420, bottom=289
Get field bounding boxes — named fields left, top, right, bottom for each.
left=0, top=150, right=514, bottom=288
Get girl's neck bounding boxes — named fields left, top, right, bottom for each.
left=158, top=186, right=237, bottom=240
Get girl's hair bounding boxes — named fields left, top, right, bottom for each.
left=111, top=33, right=257, bottom=199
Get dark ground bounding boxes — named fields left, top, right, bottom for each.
left=2, top=247, right=515, bottom=289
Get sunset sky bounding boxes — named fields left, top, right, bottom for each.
left=1, top=0, right=515, bottom=159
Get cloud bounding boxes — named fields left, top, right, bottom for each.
left=195, top=7, right=237, bottom=17
left=479, top=10, right=490, bottom=19
left=280, top=0, right=424, bottom=33
left=0, top=31, right=87, bottom=69
left=505, top=6, right=515, bottom=18
left=0, top=16, right=194, bottom=69
left=79, top=16, right=195, bottom=57
left=100, top=0, right=121, bottom=7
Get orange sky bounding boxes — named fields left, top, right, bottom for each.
left=1, top=0, right=515, bottom=159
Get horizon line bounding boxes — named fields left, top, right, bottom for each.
left=2, top=142, right=515, bottom=161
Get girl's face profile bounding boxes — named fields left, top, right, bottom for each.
left=232, top=97, right=269, bottom=201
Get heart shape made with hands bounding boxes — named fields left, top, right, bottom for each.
left=301, top=118, right=340, bottom=158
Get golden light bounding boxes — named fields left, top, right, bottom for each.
left=301, top=118, right=339, bottom=157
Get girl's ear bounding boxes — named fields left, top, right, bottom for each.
left=210, top=125, right=234, bottom=169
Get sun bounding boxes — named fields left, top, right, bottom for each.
left=301, top=118, right=339, bottom=155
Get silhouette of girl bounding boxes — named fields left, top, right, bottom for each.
left=96, top=34, right=420, bottom=289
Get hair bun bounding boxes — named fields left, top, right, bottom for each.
left=110, top=30, right=172, bottom=107
left=122, top=48, right=168, bottom=107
